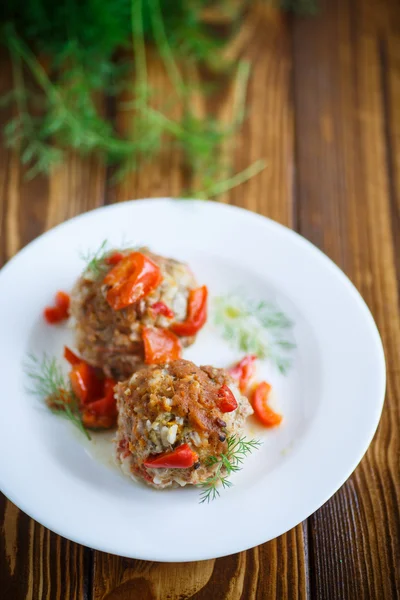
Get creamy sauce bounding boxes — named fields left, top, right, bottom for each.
left=81, top=430, right=119, bottom=472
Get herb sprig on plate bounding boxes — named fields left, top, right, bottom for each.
left=80, top=239, right=110, bottom=278
left=198, top=435, right=261, bottom=503
left=80, top=239, right=138, bottom=279
left=214, top=292, right=296, bottom=374
left=24, top=353, right=90, bottom=440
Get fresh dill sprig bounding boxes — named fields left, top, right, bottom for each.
left=79, top=239, right=110, bottom=278
left=214, top=292, right=296, bottom=374
left=24, top=353, right=90, bottom=440
left=198, top=435, right=261, bottom=503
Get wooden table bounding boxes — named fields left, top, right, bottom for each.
left=0, top=1, right=399, bottom=598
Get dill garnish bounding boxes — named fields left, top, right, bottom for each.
left=79, top=239, right=110, bottom=279
left=198, top=435, right=261, bottom=503
left=79, top=239, right=138, bottom=278
left=214, top=293, right=296, bottom=374
left=24, top=353, right=90, bottom=440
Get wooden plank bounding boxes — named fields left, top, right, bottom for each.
left=0, top=49, right=106, bottom=597
left=383, top=2, right=400, bottom=290
left=92, top=6, right=307, bottom=600
left=292, top=0, right=400, bottom=598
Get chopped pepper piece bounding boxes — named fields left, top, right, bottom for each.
left=105, top=252, right=124, bottom=265
left=69, top=361, right=103, bottom=405
left=43, top=291, right=70, bottom=324
left=171, top=285, right=208, bottom=337
left=150, top=301, right=174, bottom=319
left=144, top=444, right=198, bottom=469
left=104, top=252, right=162, bottom=311
left=217, top=385, right=238, bottom=413
left=64, top=346, right=81, bottom=366
left=142, top=327, right=182, bottom=364
left=251, top=381, right=282, bottom=427
left=229, top=355, right=257, bottom=393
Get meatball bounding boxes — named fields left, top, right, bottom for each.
left=70, top=248, right=197, bottom=380
left=114, top=359, right=253, bottom=489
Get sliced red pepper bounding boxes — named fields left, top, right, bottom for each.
left=171, top=285, right=208, bottom=337
left=80, top=377, right=117, bottom=429
left=55, top=291, right=70, bottom=312
left=43, top=307, right=65, bottom=324
left=43, top=291, right=70, bottom=324
left=144, top=444, right=198, bottom=469
left=150, top=301, right=174, bottom=319
left=229, top=355, right=257, bottom=393
left=105, top=252, right=124, bottom=266
left=85, top=380, right=116, bottom=416
left=104, top=252, right=162, bottom=311
left=217, top=384, right=238, bottom=413
left=142, top=327, right=182, bottom=364
left=251, top=381, right=282, bottom=427
left=64, top=346, right=81, bottom=366
left=69, top=362, right=104, bottom=405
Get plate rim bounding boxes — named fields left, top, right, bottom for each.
left=0, top=198, right=386, bottom=562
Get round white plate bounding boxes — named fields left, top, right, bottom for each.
left=0, top=199, right=385, bottom=562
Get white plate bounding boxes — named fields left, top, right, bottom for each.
left=0, top=199, right=385, bottom=562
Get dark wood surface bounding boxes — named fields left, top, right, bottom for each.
left=0, top=1, right=399, bottom=598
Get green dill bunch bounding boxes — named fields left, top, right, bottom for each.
left=1, top=0, right=316, bottom=187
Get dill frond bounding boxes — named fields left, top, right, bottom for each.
left=198, top=435, right=261, bottom=503
left=214, top=292, right=296, bottom=374
left=79, top=239, right=110, bottom=278
left=24, top=354, right=90, bottom=439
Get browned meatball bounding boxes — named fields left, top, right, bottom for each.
left=70, top=248, right=197, bottom=380
left=114, top=359, right=253, bottom=489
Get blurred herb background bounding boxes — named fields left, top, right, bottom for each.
left=0, top=0, right=316, bottom=198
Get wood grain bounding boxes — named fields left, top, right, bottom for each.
left=292, top=0, right=400, bottom=598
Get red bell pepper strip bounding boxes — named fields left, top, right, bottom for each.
left=229, top=355, right=257, bottom=393
left=105, top=252, right=124, bottom=265
left=64, top=346, right=81, bottom=366
left=43, top=291, right=70, bottom=324
left=55, top=291, right=70, bottom=312
left=250, top=381, right=282, bottom=427
left=81, top=377, right=117, bottom=429
left=150, top=301, right=174, bottom=319
left=63, top=345, right=117, bottom=428
left=171, top=286, right=208, bottom=337
left=84, top=379, right=116, bottom=415
left=144, top=444, right=198, bottom=469
left=142, top=327, right=182, bottom=364
left=43, top=307, right=64, bottom=324
left=104, top=252, right=162, bottom=310
left=217, top=385, right=238, bottom=413
left=69, top=362, right=103, bottom=405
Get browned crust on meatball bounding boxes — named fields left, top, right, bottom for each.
left=114, top=359, right=254, bottom=489
left=70, top=248, right=196, bottom=380
left=117, top=360, right=232, bottom=453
